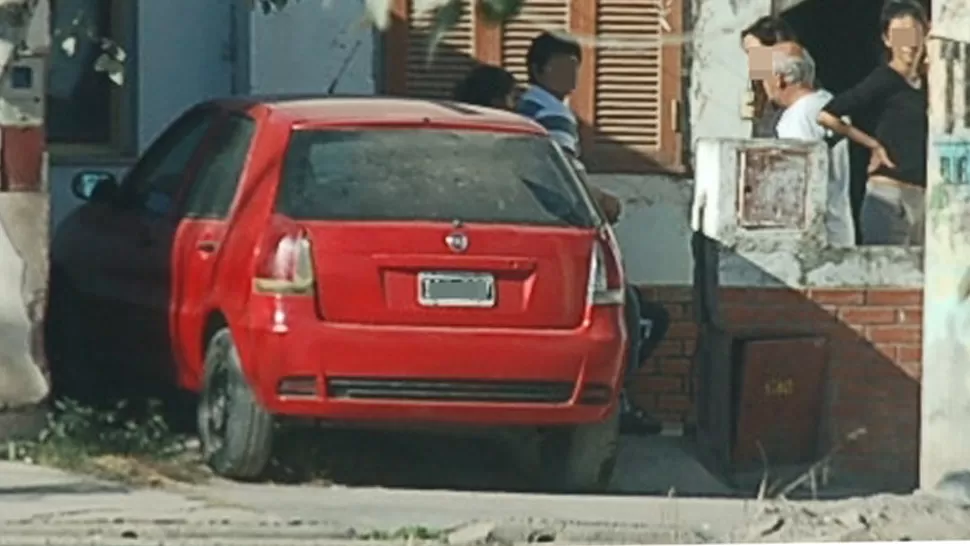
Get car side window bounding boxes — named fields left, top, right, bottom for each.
left=121, top=107, right=219, bottom=216
left=182, top=114, right=256, bottom=219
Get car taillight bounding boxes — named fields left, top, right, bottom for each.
left=253, top=214, right=315, bottom=295
left=586, top=236, right=624, bottom=306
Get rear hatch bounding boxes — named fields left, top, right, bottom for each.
left=274, top=126, right=602, bottom=329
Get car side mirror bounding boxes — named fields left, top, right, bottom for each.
left=71, top=171, right=119, bottom=204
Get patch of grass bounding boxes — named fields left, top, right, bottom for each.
left=2, top=398, right=210, bottom=487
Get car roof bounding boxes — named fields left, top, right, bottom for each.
left=215, top=94, right=545, bottom=134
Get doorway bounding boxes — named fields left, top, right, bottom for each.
left=780, top=0, right=931, bottom=243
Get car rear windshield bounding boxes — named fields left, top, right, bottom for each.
left=277, top=128, right=598, bottom=228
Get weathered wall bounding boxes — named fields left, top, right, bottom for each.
left=0, top=1, right=50, bottom=423
left=249, top=0, right=376, bottom=95
left=919, top=0, right=970, bottom=497
left=689, top=139, right=923, bottom=490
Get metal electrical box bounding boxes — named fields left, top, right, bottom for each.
left=737, top=147, right=812, bottom=230
left=732, top=336, right=828, bottom=468
left=0, top=56, right=46, bottom=127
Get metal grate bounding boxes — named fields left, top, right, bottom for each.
left=326, top=377, right=574, bottom=403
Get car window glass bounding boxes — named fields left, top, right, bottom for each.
left=122, top=108, right=218, bottom=216
left=183, top=114, right=256, bottom=219
left=277, top=129, right=598, bottom=228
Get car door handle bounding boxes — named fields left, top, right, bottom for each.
left=197, top=240, right=219, bottom=253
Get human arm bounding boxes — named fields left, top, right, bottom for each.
left=817, top=68, right=898, bottom=171
left=566, top=154, right=621, bottom=224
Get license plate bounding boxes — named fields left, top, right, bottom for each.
left=418, top=272, right=495, bottom=307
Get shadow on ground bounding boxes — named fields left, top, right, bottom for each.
left=265, top=427, right=735, bottom=497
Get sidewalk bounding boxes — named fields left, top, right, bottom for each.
left=2, top=460, right=970, bottom=543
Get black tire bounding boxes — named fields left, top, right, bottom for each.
left=538, top=403, right=620, bottom=492
left=198, top=327, right=274, bottom=480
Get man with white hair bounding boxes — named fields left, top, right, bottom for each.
left=765, top=42, right=855, bottom=247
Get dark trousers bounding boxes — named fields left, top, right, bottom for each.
left=623, top=285, right=670, bottom=377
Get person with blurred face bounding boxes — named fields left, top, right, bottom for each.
left=817, top=0, right=929, bottom=245
left=740, top=16, right=801, bottom=137
left=517, top=31, right=671, bottom=434
left=453, top=64, right=520, bottom=111
left=767, top=42, right=855, bottom=247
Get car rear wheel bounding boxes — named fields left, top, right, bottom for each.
left=538, top=404, right=620, bottom=492
left=198, top=327, right=274, bottom=480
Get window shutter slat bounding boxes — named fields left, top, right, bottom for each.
left=405, top=1, right=476, bottom=99
left=500, top=1, right=571, bottom=86
left=593, top=0, right=664, bottom=153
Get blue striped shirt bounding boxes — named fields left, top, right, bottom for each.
left=517, top=85, right=581, bottom=159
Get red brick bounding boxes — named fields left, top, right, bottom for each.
left=636, top=286, right=658, bottom=300
left=756, top=289, right=806, bottom=305
left=897, top=344, right=922, bottom=363
left=637, top=375, right=683, bottom=393
left=895, top=359, right=921, bottom=380
left=653, top=340, right=683, bottom=357
left=839, top=307, right=897, bottom=325
left=809, top=288, right=865, bottom=305
left=666, top=321, right=698, bottom=339
left=655, top=286, right=692, bottom=303
left=663, top=303, right=686, bottom=320
left=659, top=357, right=692, bottom=375
left=627, top=392, right=655, bottom=411
left=897, top=308, right=923, bottom=325
left=682, top=338, right=697, bottom=356
left=866, top=289, right=922, bottom=306
left=719, top=288, right=751, bottom=304
left=657, top=394, right=692, bottom=411
left=868, top=326, right=921, bottom=344
left=873, top=343, right=898, bottom=360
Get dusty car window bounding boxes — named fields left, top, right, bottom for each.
left=277, top=129, right=598, bottom=228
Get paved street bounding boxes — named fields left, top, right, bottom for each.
left=3, top=431, right=970, bottom=544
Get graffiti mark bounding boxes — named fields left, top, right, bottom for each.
left=937, top=138, right=970, bottom=186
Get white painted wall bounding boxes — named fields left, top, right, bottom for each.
left=249, top=0, right=376, bottom=95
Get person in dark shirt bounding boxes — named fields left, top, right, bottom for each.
left=741, top=16, right=801, bottom=137
left=818, top=0, right=928, bottom=245
left=452, top=64, right=520, bottom=110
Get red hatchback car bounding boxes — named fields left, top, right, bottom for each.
left=47, top=96, right=628, bottom=490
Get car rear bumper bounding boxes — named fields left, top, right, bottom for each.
left=235, top=296, right=627, bottom=426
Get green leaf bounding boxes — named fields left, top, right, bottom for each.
left=425, top=0, right=464, bottom=65
left=364, top=0, right=392, bottom=29
left=477, top=0, right=525, bottom=23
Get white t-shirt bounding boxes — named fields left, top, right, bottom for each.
left=776, top=89, right=856, bottom=247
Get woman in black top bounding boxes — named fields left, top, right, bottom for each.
left=741, top=16, right=801, bottom=138
left=818, top=0, right=928, bottom=245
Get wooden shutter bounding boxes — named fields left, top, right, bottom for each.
left=384, top=0, right=477, bottom=99
left=581, top=0, right=684, bottom=173
left=383, top=0, right=685, bottom=173
left=500, top=1, right=570, bottom=85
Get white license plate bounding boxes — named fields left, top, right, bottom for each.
left=418, top=272, right=495, bottom=307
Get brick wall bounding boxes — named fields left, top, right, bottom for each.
left=629, top=284, right=922, bottom=488
left=628, top=285, right=698, bottom=425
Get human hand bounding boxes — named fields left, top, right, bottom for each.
left=868, top=145, right=896, bottom=173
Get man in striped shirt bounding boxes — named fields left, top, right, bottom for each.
left=517, top=32, right=670, bottom=434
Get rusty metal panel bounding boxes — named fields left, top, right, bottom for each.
left=0, top=127, right=45, bottom=192
left=732, top=336, right=827, bottom=467
left=737, top=147, right=811, bottom=229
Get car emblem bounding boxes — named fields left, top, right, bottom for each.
left=445, top=232, right=468, bottom=253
